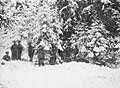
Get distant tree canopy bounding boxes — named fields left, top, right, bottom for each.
left=57, top=0, right=120, bottom=37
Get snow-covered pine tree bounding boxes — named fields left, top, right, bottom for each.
left=57, top=0, right=120, bottom=67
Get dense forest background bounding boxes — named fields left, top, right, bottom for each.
left=1, top=0, right=120, bottom=68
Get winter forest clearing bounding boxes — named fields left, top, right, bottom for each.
left=1, top=0, right=120, bottom=88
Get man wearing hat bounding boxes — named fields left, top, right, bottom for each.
left=11, top=41, right=18, bottom=60
left=1, top=51, right=11, bottom=65
left=2, top=51, right=10, bottom=61
left=37, top=45, right=45, bottom=66
left=28, top=42, right=34, bottom=62
left=17, top=40, right=23, bottom=60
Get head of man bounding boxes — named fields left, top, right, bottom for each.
left=5, top=51, right=9, bottom=55
left=28, top=42, right=32, bottom=45
left=13, top=41, right=16, bottom=44
left=18, top=40, right=21, bottom=44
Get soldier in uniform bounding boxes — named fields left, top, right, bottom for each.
left=1, top=51, right=11, bottom=65
left=49, top=45, right=57, bottom=65
left=17, top=41, right=23, bottom=60
left=37, top=46, right=45, bottom=66
left=28, top=42, right=34, bottom=62
left=2, top=51, right=10, bottom=61
left=11, top=41, right=18, bottom=60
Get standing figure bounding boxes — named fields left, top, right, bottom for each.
left=37, top=46, right=45, bottom=66
left=11, top=41, right=18, bottom=60
left=17, top=41, right=23, bottom=60
left=28, top=42, right=34, bottom=62
left=49, top=45, right=57, bottom=65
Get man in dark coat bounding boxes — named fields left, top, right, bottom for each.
left=28, top=42, right=34, bottom=62
left=17, top=41, right=23, bottom=60
left=2, top=51, right=10, bottom=61
left=11, top=41, right=18, bottom=60
left=37, top=46, right=45, bottom=66
left=1, top=51, right=11, bottom=65
left=49, top=45, right=57, bottom=65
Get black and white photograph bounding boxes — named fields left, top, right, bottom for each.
left=0, top=0, right=120, bottom=88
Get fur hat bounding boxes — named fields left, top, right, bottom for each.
left=5, top=51, right=9, bottom=54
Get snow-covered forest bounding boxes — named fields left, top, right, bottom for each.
left=1, top=0, right=120, bottom=88
left=1, top=0, right=120, bottom=68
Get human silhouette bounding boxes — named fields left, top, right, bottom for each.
left=11, top=41, right=18, bottom=60
left=17, top=41, right=23, bottom=60
left=28, top=42, right=34, bottom=62
left=2, top=51, right=10, bottom=61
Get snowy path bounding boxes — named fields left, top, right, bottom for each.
left=0, top=61, right=120, bottom=88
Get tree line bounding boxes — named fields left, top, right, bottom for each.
left=1, top=0, right=120, bottom=68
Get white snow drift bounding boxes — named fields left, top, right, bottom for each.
left=0, top=61, right=120, bottom=88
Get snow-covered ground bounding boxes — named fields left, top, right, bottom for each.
left=0, top=61, right=120, bottom=88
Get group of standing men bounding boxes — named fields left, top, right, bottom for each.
left=2, top=40, right=60, bottom=66
left=11, top=40, right=23, bottom=60
left=2, top=40, right=35, bottom=63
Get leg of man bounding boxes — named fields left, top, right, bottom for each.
left=38, top=58, right=41, bottom=66
left=18, top=52, right=22, bottom=60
